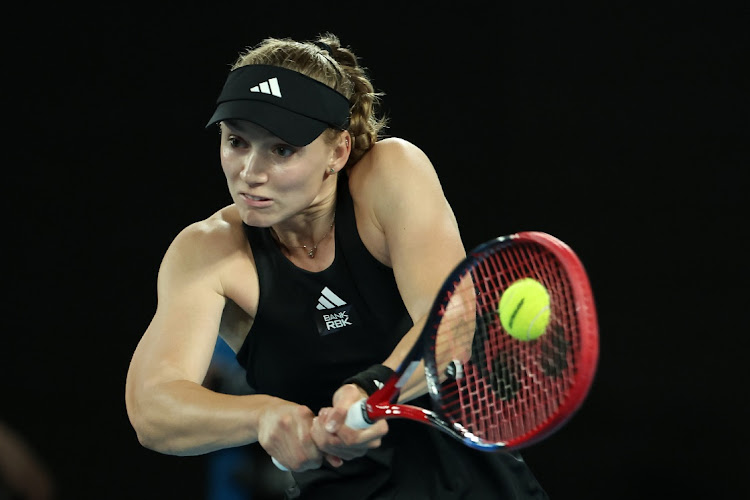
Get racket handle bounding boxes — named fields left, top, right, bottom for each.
left=344, top=398, right=372, bottom=429
left=271, top=456, right=288, bottom=471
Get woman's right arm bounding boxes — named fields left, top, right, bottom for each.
left=124, top=219, right=323, bottom=470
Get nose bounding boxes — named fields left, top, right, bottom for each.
left=239, top=152, right=268, bottom=184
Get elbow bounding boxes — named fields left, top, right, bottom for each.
left=125, top=377, right=218, bottom=457
left=128, top=406, right=164, bottom=453
left=126, top=390, right=176, bottom=455
left=129, top=412, right=188, bottom=456
left=126, top=397, right=204, bottom=457
left=132, top=421, right=158, bottom=451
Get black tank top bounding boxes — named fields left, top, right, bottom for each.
left=236, top=176, right=548, bottom=500
left=237, top=176, right=412, bottom=414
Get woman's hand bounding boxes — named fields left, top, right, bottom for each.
left=257, top=400, right=325, bottom=472
left=311, top=384, right=389, bottom=467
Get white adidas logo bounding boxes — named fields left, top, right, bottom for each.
left=317, top=286, right=346, bottom=310
left=315, top=286, right=354, bottom=333
left=249, top=77, right=282, bottom=98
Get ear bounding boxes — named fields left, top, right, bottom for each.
left=328, top=132, right=351, bottom=174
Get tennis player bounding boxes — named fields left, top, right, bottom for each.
left=125, top=32, right=548, bottom=499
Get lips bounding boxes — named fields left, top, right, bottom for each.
left=240, top=192, right=273, bottom=208
left=243, top=193, right=269, bottom=201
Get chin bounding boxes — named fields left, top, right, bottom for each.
left=238, top=208, right=275, bottom=228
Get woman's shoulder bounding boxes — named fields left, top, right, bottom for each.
left=353, top=137, right=433, bottom=177
left=367, top=137, right=428, bottom=163
left=176, top=204, right=241, bottom=238
left=165, top=205, right=247, bottom=263
left=350, top=137, right=438, bottom=191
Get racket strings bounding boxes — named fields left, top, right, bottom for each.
left=432, top=241, right=582, bottom=445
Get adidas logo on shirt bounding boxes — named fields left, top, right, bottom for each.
left=317, top=286, right=346, bottom=310
left=315, top=286, right=356, bottom=336
left=249, top=77, right=282, bottom=97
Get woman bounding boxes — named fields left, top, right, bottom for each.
left=126, top=33, right=548, bottom=499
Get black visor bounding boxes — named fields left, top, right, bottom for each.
left=206, top=65, right=350, bottom=146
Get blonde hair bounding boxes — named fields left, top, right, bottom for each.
left=230, top=33, right=388, bottom=167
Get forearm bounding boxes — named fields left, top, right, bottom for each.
left=382, top=316, right=429, bottom=403
left=382, top=277, right=476, bottom=403
left=128, top=379, right=280, bottom=456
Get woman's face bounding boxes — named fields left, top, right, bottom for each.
left=219, top=120, right=334, bottom=227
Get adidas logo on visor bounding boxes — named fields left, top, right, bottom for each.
left=249, top=77, right=282, bottom=98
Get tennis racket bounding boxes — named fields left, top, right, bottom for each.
left=273, top=231, right=598, bottom=469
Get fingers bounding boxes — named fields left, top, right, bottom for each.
left=325, top=453, right=344, bottom=468
left=319, top=407, right=345, bottom=433
left=332, top=383, right=368, bottom=407
left=269, top=437, right=323, bottom=472
left=274, top=454, right=323, bottom=472
left=261, top=390, right=389, bottom=471
left=312, top=408, right=389, bottom=462
left=323, top=406, right=388, bottom=441
left=258, top=403, right=324, bottom=472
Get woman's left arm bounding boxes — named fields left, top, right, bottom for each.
left=367, top=138, right=467, bottom=397
left=311, top=138, right=469, bottom=460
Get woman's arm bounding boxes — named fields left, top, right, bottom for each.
left=369, top=139, right=467, bottom=397
left=124, top=218, right=324, bottom=470
left=312, top=138, right=468, bottom=451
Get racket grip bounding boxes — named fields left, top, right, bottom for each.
left=344, top=398, right=372, bottom=429
left=271, top=456, right=288, bottom=471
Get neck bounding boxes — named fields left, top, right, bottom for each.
left=270, top=212, right=336, bottom=259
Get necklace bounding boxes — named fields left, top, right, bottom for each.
left=280, top=216, right=335, bottom=258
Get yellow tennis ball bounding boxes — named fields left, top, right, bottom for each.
left=498, top=278, right=551, bottom=341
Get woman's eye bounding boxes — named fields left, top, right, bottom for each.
left=274, top=145, right=295, bottom=157
left=227, top=136, right=244, bottom=148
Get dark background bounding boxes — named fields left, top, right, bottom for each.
left=4, top=3, right=747, bottom=499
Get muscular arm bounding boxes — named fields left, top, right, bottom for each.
left=376, top=143, right=466, bottom=394
left=125, top=219, right=319, bottom=467
left=355, top=138, right=468, bottom=400
left=312, top=138, right=469, bottom=454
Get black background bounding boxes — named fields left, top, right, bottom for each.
left=4, top=3, right=747, bottom=499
